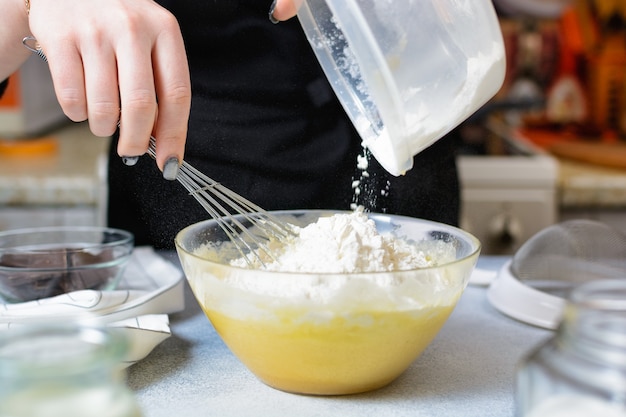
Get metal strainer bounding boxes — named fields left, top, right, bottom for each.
left=488, top=219, right=626, bottom=329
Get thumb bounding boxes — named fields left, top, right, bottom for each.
left=270, top=0, right=299, bottom=22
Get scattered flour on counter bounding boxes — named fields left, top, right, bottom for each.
left=229, top=208, right=456, bottom=273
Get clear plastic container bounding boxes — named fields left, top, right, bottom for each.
left=515, top=280, right=626, bottom=417
left=0, top=325, right=143, bottom=417
left=297, top=0, right=506, bottom=175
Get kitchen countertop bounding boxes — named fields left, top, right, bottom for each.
left=558, top=158, right=626, bottom=208
left=0, top=121, right=109, bottom=206
left=128, top=254, right=551, bottom=417
left=512, top=126, right=626, bottom=208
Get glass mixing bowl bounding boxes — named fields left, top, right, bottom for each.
left=0, top=226, right=134, bottom=303
left=175, top=210, right=480, bottom=395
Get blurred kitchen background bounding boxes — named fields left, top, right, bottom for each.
left=0, top=0, right=624, bottom=255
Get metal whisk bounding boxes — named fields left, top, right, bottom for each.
left=147, top=138, right=294, bottom=266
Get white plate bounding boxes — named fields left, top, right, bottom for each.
left=0, top=247, right=185, bottom=365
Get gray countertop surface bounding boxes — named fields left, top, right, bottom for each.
left=128, top=255, right=550, bottom=417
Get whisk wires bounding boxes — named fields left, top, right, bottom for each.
left=147, top=138, right=293, bottom=266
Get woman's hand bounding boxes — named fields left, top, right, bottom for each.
left=27, top=0, right=191, bottom=176
left=25, top=0, right=298, bottom=176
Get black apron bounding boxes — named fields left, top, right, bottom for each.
left=107, top=0, right=460, bottom=248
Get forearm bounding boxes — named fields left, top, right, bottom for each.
left=0, top=0, right=32, bottom=81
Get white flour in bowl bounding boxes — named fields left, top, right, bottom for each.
left=188, top=209, right=467, bottom=311
left=230, top=208, right=456, bottom=273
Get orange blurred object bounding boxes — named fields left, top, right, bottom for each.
left=0, top=136, right=58, bottom=156
left=0, top=73, right=21, bottom=110
left=586, top=34, right=626, bottom=134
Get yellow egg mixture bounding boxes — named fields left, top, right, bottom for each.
left=202, top=301, right=458, bottom=395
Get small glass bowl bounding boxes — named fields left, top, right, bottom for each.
left=0, top=226, right=134, bottom=303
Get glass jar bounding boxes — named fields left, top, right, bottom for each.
left=515, top=279, right=626, bottom=417
left=0, top=324, right=143, bottom=417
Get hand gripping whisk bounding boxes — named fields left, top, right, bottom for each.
left=22, top=36, right=293, bottom=266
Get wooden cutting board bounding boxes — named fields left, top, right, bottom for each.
left=549, top=142, right=626, bottom=170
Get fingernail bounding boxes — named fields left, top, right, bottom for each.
left=163, top=157, right=179, bottom=181
left=269, top=0, right=279, bottom=24
left=122, top=156, right=140, bottom=166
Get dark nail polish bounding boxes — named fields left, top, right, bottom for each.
left=163, top=157, right=179, bottom=181
left=122, top=156, right=139, bottom=166
left=269, top=0, right=279, bottom=24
